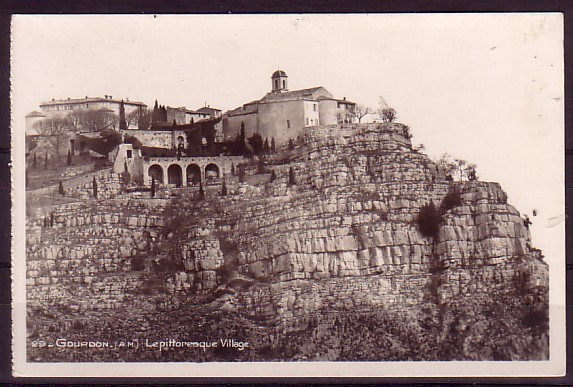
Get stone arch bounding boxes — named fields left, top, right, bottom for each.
left=167, top=164, right=183, bottom=187
left=205, top=163, right=220, bottom=180
left=186, top=164, right=201, bottom=186
left=148, top=164, right=164, bottom=183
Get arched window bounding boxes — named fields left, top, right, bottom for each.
left=148, top=164, right=164, bottom=183
left=167, top=164, right=183, bottom=187
left=186, top=164, right=201, bottom=185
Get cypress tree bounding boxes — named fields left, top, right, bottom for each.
left=288, top=166, right=296, bottom=186
left=58, top=181, right=65, bottom=196
left=119, top=100, right=127, bottom=130
left=151, top=176, right=156, bottom=198
left=66, top=149, right=72, bottom=166
left=152, top=99, right=159, bottom=125
left=238, top=165, right=246, bottom=183
left=263, top=138, right=270, bottom=154
left=33, top=153, right=37, bottom=169
left=231, top=163, right=236, bottom=176
left=270, top=169, right=277, bottom=183
left=288, top=139, right=295, bottom=151
left=198, top=184, right=205, bottom=200
left=44, top=153, right=48, bottom=170
left=271, top=138, right=276, bottom=153
left=221, top=179, right=227, bottom=196
left=92, top=176, right=98, bottom=198
left=50, top=212, right=54, bottom=227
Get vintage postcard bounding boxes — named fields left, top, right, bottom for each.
left=11, top=14, right=565, bottom=377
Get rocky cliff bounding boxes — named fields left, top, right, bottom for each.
left=26, top=123, right=548, bottom=362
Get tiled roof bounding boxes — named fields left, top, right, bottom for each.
left=40, top=97, right=147, bottom=108
left=26, top=111, right=46, bottom=118
left=259, top=86, right=332, bottom=103
left=196, top=106, right=222, bottom=114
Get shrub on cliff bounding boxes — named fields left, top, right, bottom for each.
left=417, top=201, right=441, bottom=240
left=440, top=188, right=462, bottom=213
left=131, top=257, right=145, bottom=271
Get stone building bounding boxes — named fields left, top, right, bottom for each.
left=223, top=70, right=356, bottom=144
left=38, top=95, right=147, bottom=120
left=25, top=111, right=46, bottom=136
left=165, top=106, right=211, bottom=126
left=26, top=96, right=148, bottom=134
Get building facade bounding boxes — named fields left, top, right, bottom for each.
left=39, top=96, right=147, bottom=119
left=223, top=70, right=356, bottom=144
left=26, top=96, right=148, bottom=135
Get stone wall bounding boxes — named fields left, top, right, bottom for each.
left=27, top=199, right=169, bottom=309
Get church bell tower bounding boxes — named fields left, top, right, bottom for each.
left=271, top=69, right=288, bottom=92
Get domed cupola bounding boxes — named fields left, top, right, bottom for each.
left=271, top=69, right=288, bottom=92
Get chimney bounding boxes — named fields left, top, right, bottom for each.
left=343, top=97, right=346, bottom=101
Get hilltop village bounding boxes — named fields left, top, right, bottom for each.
left=25, top=70, right=549, bottom=362
left=26, top=70, right=358, bottom=191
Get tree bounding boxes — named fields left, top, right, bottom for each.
left=238, top=164, right=246, bottom=183
left=66, top=149, right=72, bottom=166
left=198, top=184, right=205, bottom=200
left=92, top=176, right=97, bottom=199
left=58, top=181, right=65, bottom=196
left=248, top=133, right=264, bottom=155
left=221, top=179, right=227, bottom=196
left=288, top=139, right=295, bottom=151
left=231, top=163, right=236, bottom=176
left=33, top=153, right=37, bottom=169
left=352, top=104, right=372, bottom=123
left=92, top=176, right=98, bottom=198
left=152, top=99, right=160, bottom=125
left=44, top=153, right=48, bottom=170
left=466, top=164, right=478, bottom=181
left=380, top=108, right=397, bottom=123
left=119, top=100, right=128, bottom=131
left=263, top=137, right=270, bottom=154
left=67, top=109, right=86, bottom=132
left=271, top=137, right=276, bottom=153
left=270, top=169, right=277, bottom=183
left=36, top=117, right=69, bottom=158
left=453, top=158, right=467, bottom=181
left=82, top=109, right=118, bottom=132
left=436, top=153, right=457, bottom=180
left=436, top=153, right=478, bottom=181
left=151, top=176, right=156, bottom=198
left=132, top=108, right=151, bottom=130
left=288, top=166, right=296, bottom=186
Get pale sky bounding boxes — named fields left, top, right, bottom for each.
left=11, top=14, right=564, bottom=265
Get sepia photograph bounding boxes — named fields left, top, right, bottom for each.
left=11, top=13, right=565, bottom=377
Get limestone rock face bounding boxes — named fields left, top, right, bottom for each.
left=26, top=123, right=548, bottom=361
